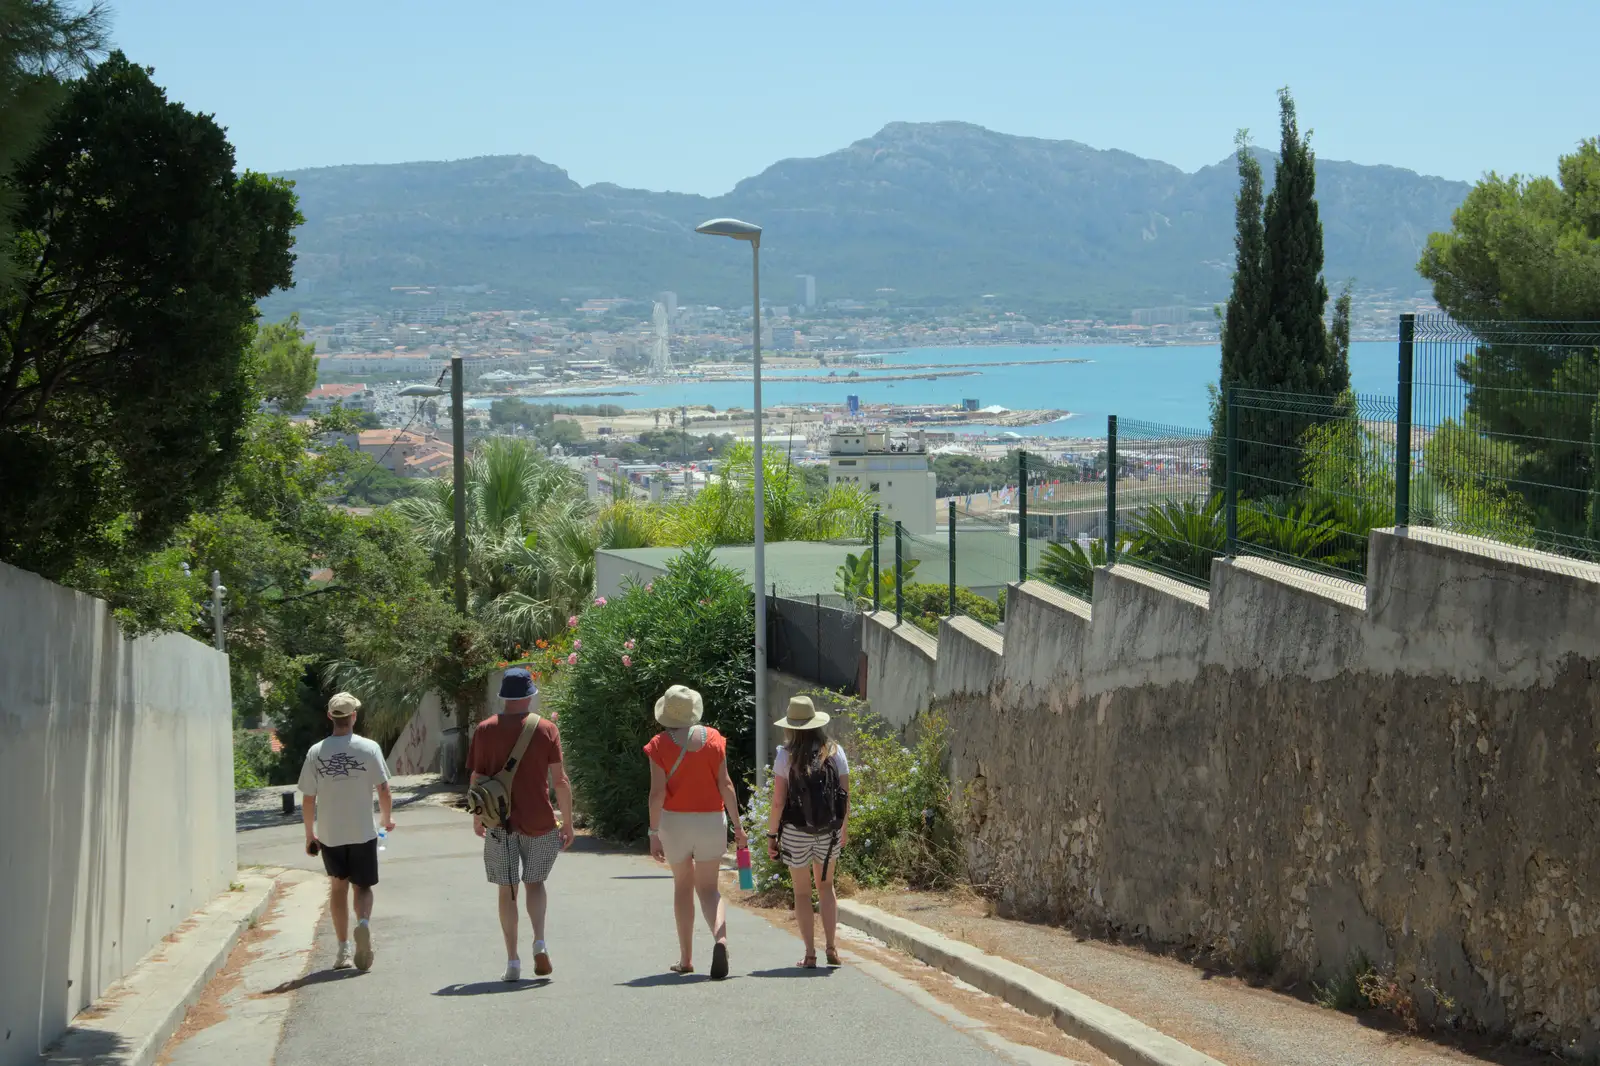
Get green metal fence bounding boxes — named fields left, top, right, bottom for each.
left=870, top=314, right=1600, bottom=639
left=1409, top=315, right=1600, bottom=561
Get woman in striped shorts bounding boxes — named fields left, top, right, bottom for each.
left=764, top=696, right=850, bottom=969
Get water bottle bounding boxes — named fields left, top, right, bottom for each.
left=736, top=846, right=754, bottom=890
left=378, top=829, right=388, bottom=852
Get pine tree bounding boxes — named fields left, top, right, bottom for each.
left=1211, top=130, right=1268, bottom=490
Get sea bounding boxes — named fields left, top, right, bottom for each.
left=469, top=341, right=1400, bottom=437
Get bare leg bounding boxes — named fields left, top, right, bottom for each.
left=693, top=859, right=727, bottom=943
left=497, top=885, right=520, bottom=961
left=524, top=881, right=548, bottom=943
left=353, top=885, right=374, bottom=921
left=670, top=858, right=696, bottom=969
left=329, top=878, right=350, bottom=942
left=789, top=863, right=815, bottom=962
left=814, top=859, right=838, bottom=957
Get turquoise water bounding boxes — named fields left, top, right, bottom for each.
left=475, top=342, right=1399, bottom=434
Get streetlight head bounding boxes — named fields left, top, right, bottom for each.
left=695, top=217, right=762, bottom=243
left=398, top=384, right=446, bottom=397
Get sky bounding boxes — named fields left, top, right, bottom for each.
left=107, top=0, right=1597, bottom=194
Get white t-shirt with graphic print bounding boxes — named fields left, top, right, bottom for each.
left=298, top=733, right=391, bottom=847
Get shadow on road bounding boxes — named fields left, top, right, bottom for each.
left=263, top=969, right=365, bottom=994
left=618, top=972, right=719, bottom=987
left=433, top=978, right=551, bottom=996
left=611, top=874, right=673, bottom=880
left=749, top=966, right=837, bottom=979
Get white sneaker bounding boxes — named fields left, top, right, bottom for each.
left=502, top=959, right=522, bottom=982
left=353, top=924, right=374, bottom=971
left=333, top=942, right=353, bottom=970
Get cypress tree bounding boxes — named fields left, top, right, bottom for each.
left=1212, top=130, right=1269, bottom=490
left=1262, top=87, right=1333, bottom=394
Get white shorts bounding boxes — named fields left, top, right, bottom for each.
left=658, top=811, right=727, bottom=864
left=779, top=824, right=842, bottom=876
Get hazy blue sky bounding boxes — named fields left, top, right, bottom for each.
left=108, top=0, right=1595, bottom=192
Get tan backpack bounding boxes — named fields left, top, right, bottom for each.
left=466, top=714, right=540, bottom=830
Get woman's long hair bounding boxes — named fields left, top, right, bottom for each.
left=785, top=726, right=837, bottom=787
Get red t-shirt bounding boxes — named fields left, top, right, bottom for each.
left=643, top=727, right=727, bottom=813
left=467, top=713, right=563, bottom=836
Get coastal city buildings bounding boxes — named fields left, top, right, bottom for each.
left=828, top=427, right=937, bottom=534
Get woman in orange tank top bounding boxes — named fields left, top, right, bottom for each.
left=643, top=685, right=747, bottom=979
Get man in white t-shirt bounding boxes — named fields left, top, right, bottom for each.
left=299, top=692, right=393, bottom=971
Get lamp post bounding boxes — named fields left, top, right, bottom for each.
left=695, top=217, right=768, bottom=787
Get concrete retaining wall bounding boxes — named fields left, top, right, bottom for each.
left=0, top=562, right=236, bottom=1065
left=864, top=528, right=1600, bottom=1050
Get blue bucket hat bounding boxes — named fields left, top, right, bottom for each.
left=498, top=666, right=536, bottom=700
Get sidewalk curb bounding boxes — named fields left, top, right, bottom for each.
left=838, top=901, right=1225, bottom=1066
left=44, top=874, right=278, bottom=1066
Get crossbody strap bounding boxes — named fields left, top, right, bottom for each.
left=666, top=725, right=703, bottom=779
left=498, top=714, right=541, bottom=783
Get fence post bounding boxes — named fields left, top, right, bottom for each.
left=871, top=510, right=880, bottom=612
left=947, top=499, right=957, bottom=616
left=1017, top=449, right=1028, bottom=583
left=894, top=520, right=904, bottom=625
left=814, top=592, right=822, bottom=684
left=1105, top=416, right=1118, bottom=562
left=1396, top=313, right=1415, bottom=529
left=1225, top=386, right=1239, bottom=556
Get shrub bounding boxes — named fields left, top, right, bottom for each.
left=233, top=729, right=275, bottom=790
left=1314, top=950, right=1374, bottom=1011
left=549, top=544, right=754, bottom=841
left=741, top=698, right=962, bottom=893
left=899, top=582, right=1000, bottom=635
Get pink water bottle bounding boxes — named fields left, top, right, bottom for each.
left=736, top=846, right=754, bottom=890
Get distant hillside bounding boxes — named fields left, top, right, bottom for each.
left=273, top=121, right=1469, bottom=317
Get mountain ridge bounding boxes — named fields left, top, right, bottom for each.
left=272, top=121, right=1469, bottom=316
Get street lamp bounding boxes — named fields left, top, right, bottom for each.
left=696, top=217, right=769, bottom=787
left=397, top=378, right=465, bottom=614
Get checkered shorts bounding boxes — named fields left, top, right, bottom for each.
left=483, top=827, right=561, bottom=885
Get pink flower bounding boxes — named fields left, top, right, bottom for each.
left=594, top=596, right=608, bottom=606
left=572, top=638, right=581, bottom=651
left=567, top=615, right=578, bottom=628
left=567, top=652, right=578, bottom=665
left=645, top=583, right=654, bottom=593
left=621, top=654, right=632, bottom=667
left=624, top=638, right=635, bottom=650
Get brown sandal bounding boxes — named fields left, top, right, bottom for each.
left=669, top=963, right=694, bottom=974
left=825, top=947, right=842, bottom=967
left=798, top=953, right=817, bottom=969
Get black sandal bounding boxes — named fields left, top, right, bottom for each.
left=710, top=942, right=729, bottom=980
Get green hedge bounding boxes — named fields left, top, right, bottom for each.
left=549, top=544, right=754, bottom=841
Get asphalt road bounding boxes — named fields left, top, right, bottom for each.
left=240, top=802, right=1030, bottom=1066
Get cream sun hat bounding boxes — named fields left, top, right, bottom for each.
left=654, top=685, right=704, bottom=730
left=772, top=694, right=829, bottom=730
left=327, top=692, right=361, bottom=718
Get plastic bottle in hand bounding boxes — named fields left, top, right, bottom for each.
left=378, top=829, right=387, bottom=852
left=736, top=845, right=754, bottom=890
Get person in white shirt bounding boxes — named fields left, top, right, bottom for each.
left=299, top=692, right=393, bottom=971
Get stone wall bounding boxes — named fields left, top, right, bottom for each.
left=863, top=528, right=1600, bottom=1049
left=0, top=562, right=236, bottom=1065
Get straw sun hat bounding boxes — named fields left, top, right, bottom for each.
left=654, top=685, right=704, bottom=729
left=772, top=695, right=829, bottom=730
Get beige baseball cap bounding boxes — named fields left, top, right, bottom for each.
left=327, top=692, right=362, bottom=718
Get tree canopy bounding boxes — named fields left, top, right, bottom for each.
left=0, top=52, right=300, bottom=580
left=254, top=313, right=318, bottom=414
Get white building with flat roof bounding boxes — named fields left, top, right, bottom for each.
left=827, top=427, right=936, bottom=534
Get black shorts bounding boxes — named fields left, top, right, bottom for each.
left=320, top=838, right=380, bottom=887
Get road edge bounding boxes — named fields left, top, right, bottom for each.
left=44, top=874, right=278, bottom=1066
left=837, top=900, right=1225, bottom=1066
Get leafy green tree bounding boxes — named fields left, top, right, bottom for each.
left=0, top=52, right=300, bottom=581
left=253, top=313, right=318, bottom=414
left=0, top=0, right=106, bottom=296
left=834, top=551, right=917, bottom=608
left=1418, top=138, right=1600, bottom=550
left=656, top=441, right=872, bottom=546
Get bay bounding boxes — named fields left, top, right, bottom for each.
left=471, top=341, right=1399, bottom=434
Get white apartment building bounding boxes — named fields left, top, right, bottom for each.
left=828, top=428, right=936, bottom=534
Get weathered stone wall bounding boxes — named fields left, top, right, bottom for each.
left=864, top=529, right=1600, bottom=1049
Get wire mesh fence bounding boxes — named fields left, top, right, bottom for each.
left=1227, top=389, right=1398, bottom=582
left=1410, top=315, right=1600, bottom=561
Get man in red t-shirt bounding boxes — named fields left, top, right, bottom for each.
left=467, top=667, right=574, bottom=982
